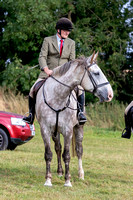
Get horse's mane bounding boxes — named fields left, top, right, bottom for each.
left=53, top=56, right=86, bottom=77
left=59, top=61, right=72, bottom=76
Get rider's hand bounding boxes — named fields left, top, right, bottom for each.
left=44, top=67, right=53, bottom=76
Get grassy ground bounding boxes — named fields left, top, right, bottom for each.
left=0, top=122, right=133, bottom=200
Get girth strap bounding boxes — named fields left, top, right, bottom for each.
left=42, top=83, right=71, bottom=137
left=55, top=111, right=59, bottom=137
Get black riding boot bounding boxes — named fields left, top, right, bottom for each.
left=121, top=114, right=131, bottom=139
left=77, top=93, right=87, bottom=125
left=23, top=96, right=35, bottom=125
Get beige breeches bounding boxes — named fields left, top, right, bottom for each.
left=125, top=101, right=133, bottom=115
left=77, top=85, right=84, bottom=96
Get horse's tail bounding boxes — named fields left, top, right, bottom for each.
left=72, top=129, right=76, bottom=157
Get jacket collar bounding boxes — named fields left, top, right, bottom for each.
left=52, top=35, right=59, bottom=53
left=52, top=35, right=69, bottom=56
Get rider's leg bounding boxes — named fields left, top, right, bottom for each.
left=23, top=78, right=43, bottom=125
left=77, top=86, right=87, bottom=125
left=23, top=95, right=35, bottom=124
left=121, top=103, right=133, bottom=139
left=121, top=114, right=131, bottom=139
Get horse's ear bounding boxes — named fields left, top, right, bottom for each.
left=90, top=51, right=95, bottom=64
left=94, top=51, right=99, bottom=62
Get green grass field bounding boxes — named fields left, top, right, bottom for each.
left=0, top=122, right=133, bottom=200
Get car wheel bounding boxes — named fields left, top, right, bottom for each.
left=0, top=128, right=9, bottom=150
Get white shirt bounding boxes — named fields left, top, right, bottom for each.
left=56, top=34, right=64, bottom=52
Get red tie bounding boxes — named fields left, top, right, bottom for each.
left=60, top=39, right=63, bottom=56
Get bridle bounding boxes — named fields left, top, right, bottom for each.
left=80, top=62, right=110, bottom=94
left=43, top=62, right=110, bottom=137
left=51, top=62, right=110, bottom=94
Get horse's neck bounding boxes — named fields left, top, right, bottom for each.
left=44, top=63, right=81, bottom=101
left=45, top=74, right=75, bottom=100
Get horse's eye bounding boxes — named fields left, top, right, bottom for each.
left=94, top=72, right=99, bottom=76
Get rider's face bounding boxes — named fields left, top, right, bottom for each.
left=58, top=30, right=70, bottom=39
left=61, top=30, right=70, bottom=38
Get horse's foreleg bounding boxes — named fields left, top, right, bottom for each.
left=62, top=132, right=72, bottom=187
left=41, top=128, right=53, bottom=187
left=52, top=134, right=63, bottom=176
left=44, top=145, right=53, bottom=186
left=74, top=125, right=84, bottom=180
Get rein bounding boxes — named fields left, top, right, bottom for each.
left=50, top=75, right=72, bottom=90
left=50, top=75, right=81, bottom=110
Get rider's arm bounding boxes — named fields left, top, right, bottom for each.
left=39, top=38, right=48, bottom=71
left=69, top=41, right=75, bottom=61
left=44, top=66, right=53, bottom=76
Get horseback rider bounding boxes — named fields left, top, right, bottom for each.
left=23, top=17, right=87, bottom=125
left=121, top=101, right=133, bottom=139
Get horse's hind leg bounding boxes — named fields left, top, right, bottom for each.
left=74, top=125, right=84, bottom=180
left=52, top=134, right=63, bottom=176
left=41, top=128, right=53, bottom=186
left=62, top=131, right=72, bottom=187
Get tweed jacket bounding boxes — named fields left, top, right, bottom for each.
left=38, top=35, right=75, bottom=78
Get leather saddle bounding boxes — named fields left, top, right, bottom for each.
left=32, top=78, right=47, bottom=99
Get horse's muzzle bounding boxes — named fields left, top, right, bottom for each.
left=97, top=88, right=113, bottom=103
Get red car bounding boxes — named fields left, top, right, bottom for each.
left=0, top=111, right=35, bottom=150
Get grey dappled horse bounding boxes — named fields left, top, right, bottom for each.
left=36, top=52, right=113, bottom=187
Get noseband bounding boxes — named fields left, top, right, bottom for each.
left=80, top=62, right=110, bottom=94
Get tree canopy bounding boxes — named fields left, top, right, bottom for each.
left=0, top=0, right=132, bottom=103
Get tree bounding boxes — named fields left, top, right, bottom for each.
left=58, top=0, right=132, bottom=103
left=0, top=0, right=58, bottom=67
left=0, top=0, right=132, bottom=103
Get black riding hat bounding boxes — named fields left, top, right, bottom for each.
left=56, top=17, right=73, bottom=31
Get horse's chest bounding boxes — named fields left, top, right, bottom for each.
left=47, top=109, right=77, bottom=130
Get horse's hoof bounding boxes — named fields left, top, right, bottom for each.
left=79, top=170, right=84, bottom=180
left=79, top=176, right=84, bottom=180
left=64, top=180, right=72, bottom=187
left=79, top=174, right=84, bottom=180
left=44, top=179, right=52, bottom=187
left=58, top=172, right=63, bottom=177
